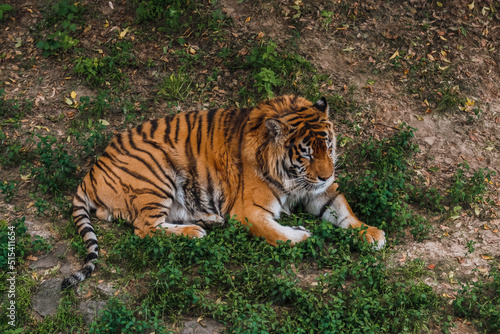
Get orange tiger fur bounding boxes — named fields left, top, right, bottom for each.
left=62, top=95, right=385, bottom=289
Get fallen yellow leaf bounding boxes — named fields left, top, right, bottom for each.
left=119, top=27, right=130, bottom=39
left=465, top=97, right=475, bottom=106
left=71, top=91, right=77, bottom=99
left=389, top=50, right=399, bottom=60
left=245, top=17, right=251, bottom=23
left=481, top=254, right=494, bottom=260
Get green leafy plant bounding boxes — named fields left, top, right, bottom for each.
left=30, top=135, right=79, bottom=196
left=0, top=3, right=13, bottom=21
left=337, top=124, right=431, bottom=241
left=36, top=30, right=79, bottom=57
left=237, top=40, right=315, bottom=100
left=448, top=161, right=495, bottom=208
left=0, top=180, right=19, bottom=202
left=453, top=268, right=500, bottom=333
left=134, top=0, right=226, bottom=37
left=76, top=121, right=113, bottom=160
left=157, top=68, right=194, bottom=102
left=89, top=298, right=168, bottom=334
left=36, top=0, right=85, bottom=56
left=73, top=41, right=137, bottom=87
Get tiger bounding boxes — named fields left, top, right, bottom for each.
left=61, top=95, right=385, bottom=289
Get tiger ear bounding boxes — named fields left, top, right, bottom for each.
left=313, top=97, right=329, bottom=115
left=265, top=118, right=289, bottom=139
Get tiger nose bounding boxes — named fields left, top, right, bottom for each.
left=317, top=175, right=331, bottom=182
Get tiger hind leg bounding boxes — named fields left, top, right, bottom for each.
left=191, top=213, right=225, bottom=229
left=133, top=212, right=210, bottom=239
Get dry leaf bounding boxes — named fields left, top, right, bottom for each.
left=389, top=50, right=399, bottom=60
left=245, top=17, right=251, bottom=23
left=481, top=254, right=494, bottom=260
left=427, top=264, right=435, bottom=270
left=257, top=31, right=265, bottom=39
left=26, top=255, right=38, bottom=261
left=70, top=91, right=77, bottom=99
left=119, top=27, right=129, bottom=39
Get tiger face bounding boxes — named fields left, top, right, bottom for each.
left=263, top=97, right=336, bottom=195
left=287, top=122, right=336, bottom=194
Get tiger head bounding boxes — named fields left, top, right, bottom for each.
left=252, top=96, right=337, bottom=195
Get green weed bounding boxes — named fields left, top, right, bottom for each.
left=0, top=131, right=28, bottom=167
left=337, top=124, right=432, bottom=241
left=80, top=218, right=441, bottom=332
left=327, top=86, right=360, bottom=114
left=89, top=298, right=170, bottom=334
left=36, top=0, right=85, bottom=56
left=435, top=84, right=465, bottom=113
left=157, top=68, right=194, bottom=102
left=73, top=40, right=137, bottom=88
left=453, top=268, right=500, bottom=333
left=0, top=3, right=13, bottom=21
left=0, top=180, right=19, bottom=202
left=448, top=161, right=494, bottom=208
left=30, top=135, right=79, bottom=196
left=76, top=121, right=114, bottom=161
left=235, top=40, right=316, bottom=100
left=134, top=0, right=227, bottom=37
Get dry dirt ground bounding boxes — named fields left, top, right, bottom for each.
left=0, top=0, right=499, bottom=333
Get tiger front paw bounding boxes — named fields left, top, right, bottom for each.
left=359, top=225, right=386, bottom=250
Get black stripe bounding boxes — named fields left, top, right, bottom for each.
left=206, top=108, right=218, bottom=150
left=113, top=164, right=174, bottom=200
left=253, top=203, right=274, bottom=216
left=136, top=124, right=143, bottom=135
left=196, top=113, right=203, bottom=155
left=73, top=205, right=90, bottom=217
left=150, top=119, right=159, bottom=138
left=337, top=216, right=348, bottom=227
left=174, top=115, right=181, bottom=143
left=319, top=192, right=339, bottom=217
left=85, top=239, right=98, bottom=247
left=79, top=226, right=95, bottom=238
left=73, top=192, right=87, bottom=205
left=73, top=214, right=87, bottom=224
left=163, top=116, right=174, bottom=146
left=84, top=253, right=98, bottom=263
left=127, top=133, right=176, bottom=192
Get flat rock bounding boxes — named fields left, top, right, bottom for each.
left=32, top=278, right=64, bottom=317
left=25, top=220, right=54, bottom=240
left=181, top=318, right=225, bottom=334
left=96, top=282, right=116, bottom=297
left=78, top=300, right=107, bottom=326
left=30, top=243, right=68, bottom=270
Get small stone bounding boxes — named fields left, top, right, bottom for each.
left=96, top=282, right=116, bottom=297
left=423, top=136, right=437, bottom=146
left=32, top=279, right=64, bottom=317
left=78, top=300, right=107, bottom=325
left=181, top=319, right=225, bottom=334
left=29, top=243, right=67, bottom=270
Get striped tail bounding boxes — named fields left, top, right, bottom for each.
left=61, top=186, right=99, bottom=290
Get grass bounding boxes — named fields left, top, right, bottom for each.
left=452, top=268, right=500, bottom=333
left=77, top=219, right=441, bottom=333
left=157, top=68, right=194, bottom=102
left=337, top=124, right=432, bottom=241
